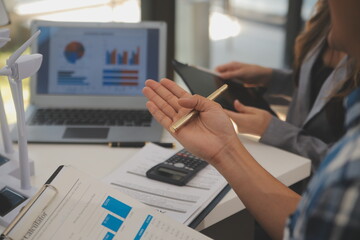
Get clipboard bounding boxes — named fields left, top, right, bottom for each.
left=172, top=59, right=277, bottom=116
left=0, top=166, right=61, bottom=240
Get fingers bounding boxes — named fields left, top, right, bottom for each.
left=233, top=100, right=246, bottom=113
left=243, top=83, right=259, bottom=88
left=233, top=100, right=259, bottom=114
left=178, top=95, right=221, bottom=112
left=146, top=101, right=173, bottom=129
left=215, top=65, right=228, bottom=73
left=143, top=85, right=178, bottom=120
left=215, top=61, right=239, bottom=73
left=224, top=109, right=241, bottom=120
left=143, top=79, right=195, bottom=126
left=144, top=79, right=184, bottom=113
left=144, top=79, right=222, bottom=129
left=220, top=68, right=244, bottom=79
left=160, top=79, right=192, bottom=99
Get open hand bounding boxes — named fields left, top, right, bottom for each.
left=143, top=79, right=240, bottom=164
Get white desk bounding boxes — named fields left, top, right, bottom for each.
left=195, top=135, right=311, bottom=230
left=1, top=131, right=311, bottom=232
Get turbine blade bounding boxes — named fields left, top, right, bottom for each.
left=7, top=30, right=40, bottom=66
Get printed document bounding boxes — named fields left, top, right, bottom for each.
left=103, top=143, right=228, bottom=225
left=5, top=165, right=211, bottom=240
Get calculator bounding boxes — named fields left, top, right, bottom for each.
left=146, top=149, right=208, bottom=186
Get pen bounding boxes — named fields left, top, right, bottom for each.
left=170, top=84, right=228, bottom=133
left=108, top=142, right=175, bottom=148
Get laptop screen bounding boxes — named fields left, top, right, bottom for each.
left=35, top=23, right=162, bottom=97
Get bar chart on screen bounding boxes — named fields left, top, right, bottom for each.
left=105, top=47, right=140, bottom=65
left=102, top=69, right=139, bottom=86
left=44, top=26, right=149, bottom=95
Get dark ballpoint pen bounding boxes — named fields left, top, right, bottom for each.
left=108, top=142, right=175, bottom=148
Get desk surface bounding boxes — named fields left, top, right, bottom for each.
left=1, top=131, right=311, bottom=232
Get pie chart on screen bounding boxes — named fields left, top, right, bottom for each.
left=64, top=41, right=85, bottom=64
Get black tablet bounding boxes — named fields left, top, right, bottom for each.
left=172, top=60, right=277, bottom=116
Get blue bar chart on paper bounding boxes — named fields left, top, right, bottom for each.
left=102, top=196, right=132, bottom=219
left=6, top=166, right=210, bottom=240
left=99, top=196, right=156, bottom=240
left=101, top=196, right=132, bottom=233
left=134, top=215, right=153, bottom=240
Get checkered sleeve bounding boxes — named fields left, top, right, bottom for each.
left=303, top=180, right=360, bottom=239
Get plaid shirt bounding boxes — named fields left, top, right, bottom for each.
left=284, top=87, right=360, bottom=240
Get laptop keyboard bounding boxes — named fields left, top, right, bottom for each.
left=28, top=108, right=152, bottom=127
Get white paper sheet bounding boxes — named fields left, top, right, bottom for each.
left=7, top=166, right=211, bottom=240
left=103, top=143, right=228, bottom=225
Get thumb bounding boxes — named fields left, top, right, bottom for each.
left=178, top=95, right=219, bottom=112
left=233, top=100, right=258, bottom=114
left=233, top=100, right=246, bottom=113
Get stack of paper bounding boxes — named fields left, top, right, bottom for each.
left=2, top=165, right=212, bottom=240
left=103, top=143, right=228, bottom=226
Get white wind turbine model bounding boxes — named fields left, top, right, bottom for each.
left=0, top=30, right=42, bottom=226
left=0, top=29, right=11, bottom=48
left=0, top=28, right=14, bottom=155
left=0, top=30, right=42, bottom=190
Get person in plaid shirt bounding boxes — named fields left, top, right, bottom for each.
left=284, top=87, right=360, bottom=239
left=143, top=0, right=360, bottom=239
left=284, top=0, right=360, bottom=238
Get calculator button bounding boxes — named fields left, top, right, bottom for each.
left=174, top=163, right=185, bottom=168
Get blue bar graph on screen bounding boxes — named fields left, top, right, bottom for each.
left=102, top=69, right=139, bottom=86
left=106, top=51, right=111, bottom=65
left=134, top=215, right=153, bottom=240
left=102, top=196, right=132, bottom=219
left=102, top=214, right=123, bottom=232
left=117, top=54, right=122, bottom=65
left=105, top=47, right=139, bottom=65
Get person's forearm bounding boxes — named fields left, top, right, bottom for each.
left=212, top=140, right=301, bottom=240
left=260, top=117, right=329, bottom=169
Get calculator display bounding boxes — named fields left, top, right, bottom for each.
left=157, top=167, right=187, bottom=180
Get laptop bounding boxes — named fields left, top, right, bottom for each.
left=12, top=20, right=167, bottom=143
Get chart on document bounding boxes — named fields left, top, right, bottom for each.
left=7, top=166, right=210, bottom=240
left=47, top=27, right=148, bottom=96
